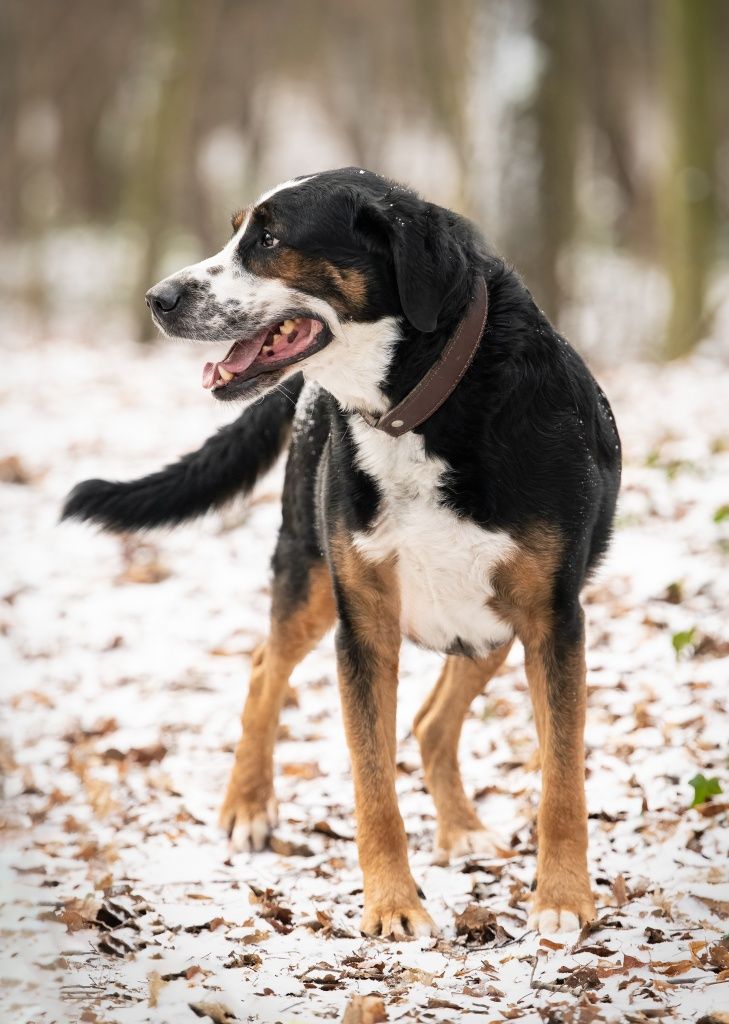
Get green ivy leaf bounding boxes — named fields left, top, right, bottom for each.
left=689, top=773, right=723, bottom=807
left=671, top=628, right=696, bottom=658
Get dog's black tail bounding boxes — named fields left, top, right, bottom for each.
left=61, top=374, right=304, bottom=532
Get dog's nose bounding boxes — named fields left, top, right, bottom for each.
left=145, top=281, right=182, bottom=315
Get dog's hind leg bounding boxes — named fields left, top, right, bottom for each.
left=523, top=610, right=596, bottom=933
left=489, top=530, right=595, bottom=933
left=414, top=644, right=512, bottom=864
left=220, top=558, right=335, bottom=851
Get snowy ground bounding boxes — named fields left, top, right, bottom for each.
left=1, top=334, right=728, bottom=1024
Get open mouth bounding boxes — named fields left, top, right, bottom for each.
left=202, top=316, right=326, bottom=391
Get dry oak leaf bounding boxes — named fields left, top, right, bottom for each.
left=612, top=873, right=628, bottom=907
left=281, top=761, right=321, bottom=779
left=184, top=915, right=229, bottom=934
left=426, top=998, right=461, bottom=1010
left=269, top=835, right=315, bottom=857
left=310, top=819, right=353, bottom=841
left=695, top=894, right=729, bottom=918
left=342, top=995, right=388, bottom=1024
left=189, top=1000, right=237, bottom=1023
left=224, top=951, right=262, bottom=969
left=708, top=937, right=729, bottom=971
left=52, top=894, right=100, bottom=933
left=117, top=539, right=170, bottom=585
left=0, top=454, right=33, bottom=484
left=454, top=904, right=513, bottom=945
left=248, top=884, right=294, bottom=932
left=147, top=970, right=166, bottom=1008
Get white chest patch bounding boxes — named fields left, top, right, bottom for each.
left=350, top=421, right=517, bottom=655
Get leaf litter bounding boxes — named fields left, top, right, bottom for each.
left=1, top=339, right=728, bottom=1022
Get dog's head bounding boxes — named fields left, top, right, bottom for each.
left=146, top=169, right=470, bottom=405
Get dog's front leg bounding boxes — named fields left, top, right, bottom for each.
left=220, top=561, right=335, bottom=851
left=330, top=538, right=437, bottom=939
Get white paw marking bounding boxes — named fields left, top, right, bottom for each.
left=229, top=798, right=278, bottom=853
left=435, top=828, right=500, bottom=865
left=527, top=908, right=581, bottom=934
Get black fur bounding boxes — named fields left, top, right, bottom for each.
left=61, top=374, right=303, bottom=531
left=63, top=168, right=620, bottom=637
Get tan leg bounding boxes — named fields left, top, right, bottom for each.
left=331, top=538, right=436, bottom=939
left=523, top=669, right=547, bottom=772
left=524, top=623, right=595, bottom=932
left=413, top=644, right=512, bottom=863
left=490, top=527, right=595, bottom=934
left=220, top=563, right=335, bottom=850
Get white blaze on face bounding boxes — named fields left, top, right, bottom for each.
left=172, top=174, right=319, bottom=309
left=151, top=171, right=403, bottom=406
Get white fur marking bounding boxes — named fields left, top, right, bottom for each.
left=255, top=175, right=316, bottom=206
left=303, top=316, right=401, bottom=414
left=351, top=423, right=517, bottom=655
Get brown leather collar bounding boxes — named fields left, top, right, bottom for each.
left=359, top=276, right=488, bottom=437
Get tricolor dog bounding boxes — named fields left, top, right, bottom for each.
left=64, top=168, right=621, bottom=939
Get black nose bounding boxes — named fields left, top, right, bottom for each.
left=146, top=281, right=182, bottom=315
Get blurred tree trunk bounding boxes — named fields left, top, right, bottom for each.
left=582, top=0, right=654, bottom=255
left=660, top=0, right=717, bottom=360
left=0, top=1, right=20, bottom=236
left=413, top=0, right=473, bottom=215
left=125, top=0, right=220, bottom=341
left=531, top=0, right=581, bottom=324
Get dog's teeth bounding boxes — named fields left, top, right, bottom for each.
left=280, top=319, right=295, bottom=335
left=272, top=333, right=283, bottom=344
left=218, top=367, right=234, bottom=383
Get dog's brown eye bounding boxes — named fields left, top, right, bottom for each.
left=261, top=230, right=279, bottom=248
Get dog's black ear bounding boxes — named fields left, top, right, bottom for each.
left=356, top=194, right=466, bottom=333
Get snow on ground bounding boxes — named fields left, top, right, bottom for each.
left=1, top=334, right=728, bottom=1024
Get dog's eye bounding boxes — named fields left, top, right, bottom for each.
left=261, top=230, right=279, bottom=249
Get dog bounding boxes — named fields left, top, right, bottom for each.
left=63, top=168, right=621, bottom=939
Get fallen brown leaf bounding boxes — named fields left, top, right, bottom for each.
left=0, top=455, right=33, bottom=484
left=708, top=936, right=729, bottom=970
left=454, top=904, right=513, bottom=945
left=224, top=951, right=262, bottom=969
left=697, top=801, right=729, bottom=819
left=269, top=835, right=315, bottom=857
left=189, top=1000, right=237, bottom=1023
left=147, top=970, right=166, bottom=1008
left=653, top=958, right=695, bottom=976
left=281, top=761, right=321, bottom=779
left=342, top=995, right=387, bottom=1024
left=310, top=820, right=353, bottom=841
left=184, top=916, right=229, bottom=934
left=612, top=873, right=628, bottom=907
left=539, top=936, right=564, bottom=951
left=695, top=894, right=729, bottom=918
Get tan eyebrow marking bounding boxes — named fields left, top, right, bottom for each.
left=231, top=207, right=249, bottom=232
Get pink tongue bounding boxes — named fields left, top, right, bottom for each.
left=202, top=330, right=268, bottom=390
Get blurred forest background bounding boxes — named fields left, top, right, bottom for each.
left=0, top=0, right=727, bottom=361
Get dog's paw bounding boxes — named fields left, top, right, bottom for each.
left=433, top=827, right=500, bottom=866
left=220, top=794, right=278, bottom=852
left=361, top=899, right=438, bottom=940
left=527, top=891, right=595, bottom=935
